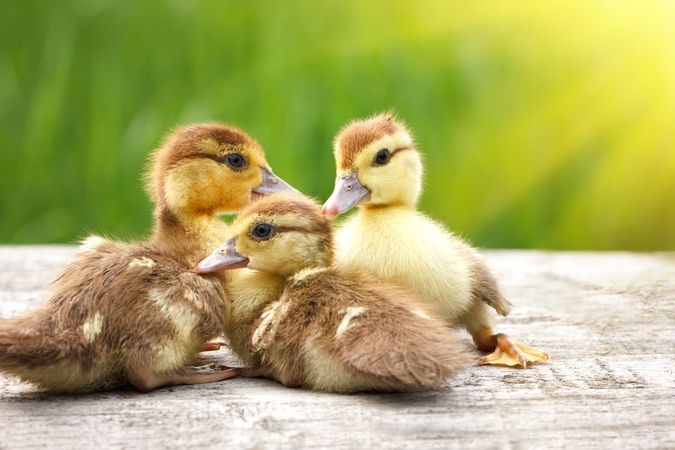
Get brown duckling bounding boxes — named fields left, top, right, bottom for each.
left=196, top=193, right=471, bottom=393
left=0, top=122, right=297, bottom=392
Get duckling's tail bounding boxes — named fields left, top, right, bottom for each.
left=1, top=313, right=114, bottom=393
left=0, top=312, right=70, bottom=375
left=0, top=316, right=39, bottom=371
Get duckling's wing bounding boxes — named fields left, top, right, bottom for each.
left=456, top=242, right=513, bottom=316
left=249, top=299, right=292, bottom=353
left=471, top=261, right=512, bottom=316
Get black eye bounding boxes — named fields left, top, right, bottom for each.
left=373, top=148, right=391, bottom=166
left=226, top=152, right=246, bottom=169
left=251, top=223, right=273, bottom=240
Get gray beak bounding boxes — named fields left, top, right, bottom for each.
left=322, top=172, right=370, bottom=218
left=195, top=239, right=249, bottom=274
left=252, top=167, right=300, bottom=196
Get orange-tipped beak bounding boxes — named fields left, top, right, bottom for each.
left=322, top=173, right=370, bottom=219
left=195, top=239, right=249, bottom=274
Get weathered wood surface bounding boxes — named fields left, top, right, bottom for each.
left=0, top=246, right=673, bottom=450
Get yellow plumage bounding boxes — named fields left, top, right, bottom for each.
left=324, top=113, right=548, bottom=368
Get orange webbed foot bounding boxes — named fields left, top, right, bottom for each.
left=177, top=364, right=240, bottom=383
left=478, top=333, right=549, bottom=368
left=200, top=341, right=227, bottom=352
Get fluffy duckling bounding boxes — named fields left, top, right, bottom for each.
left=322, top=113, right=549, bottom=368
left=196, top=193, right=471, bottom=393
left=0, top=123, right=297, bottom=392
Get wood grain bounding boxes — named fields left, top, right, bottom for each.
left=1, top=246, right=673, bottom=449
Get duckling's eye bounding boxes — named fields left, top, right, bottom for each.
left=373, top=149, right=391, bottom=166
left=225, top=153, right=247, bottom=170
left=251, top=223, right=274, bottom=240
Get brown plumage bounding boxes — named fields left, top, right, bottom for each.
left=196, top=194, right=472, bottom=393
left=333, top=111, right=405, bottom=171
left=0, top=122, right=297, bottom=392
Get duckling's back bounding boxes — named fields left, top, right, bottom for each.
left=250, top=268, right=472, bottom=393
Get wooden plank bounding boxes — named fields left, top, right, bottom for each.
left=0, top=246, right=674, bottom=449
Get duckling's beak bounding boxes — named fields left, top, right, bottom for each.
left=195, top=240, right=249, bottom=274
left=322, top=173, right=370, bottom=218
left=252, top=167, right=300, bottom=197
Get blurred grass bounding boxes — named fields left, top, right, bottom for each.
left=0, top=0, right=674, bottom=249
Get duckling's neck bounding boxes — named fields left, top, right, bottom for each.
left=150, top=206, right=228, bottom=267
left=230, top=269, right=287, bottom=316
left=231, top=265, right=329, bottom=315
left=225, top=268, right=286, bottom=365
left=361, top=201, right=415, bottom=215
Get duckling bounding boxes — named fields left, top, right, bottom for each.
left=0, top=122, right=297, bottom=392
left=322, top=113, right=549, bottom=368
left=196, top=193, right=471, bottom=393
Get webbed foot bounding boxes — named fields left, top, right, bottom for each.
left=200, top=341, right=227, bottom=352
left=478, top=333, right=549, bottom=368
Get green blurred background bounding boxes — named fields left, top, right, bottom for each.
left=1, top=0, right=674, bottom=249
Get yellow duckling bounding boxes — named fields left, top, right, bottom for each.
left=322, top=113, right=549, bottom=368
left=196, top=193, right=471, bottom=393
left=0, top=122, right=297, bottom=392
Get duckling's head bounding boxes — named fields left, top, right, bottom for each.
left=148, top=123, right=297, bottom=221
left=195, top=193, right=333, bottom=276
left=322, top=112, right=422, bottom=218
